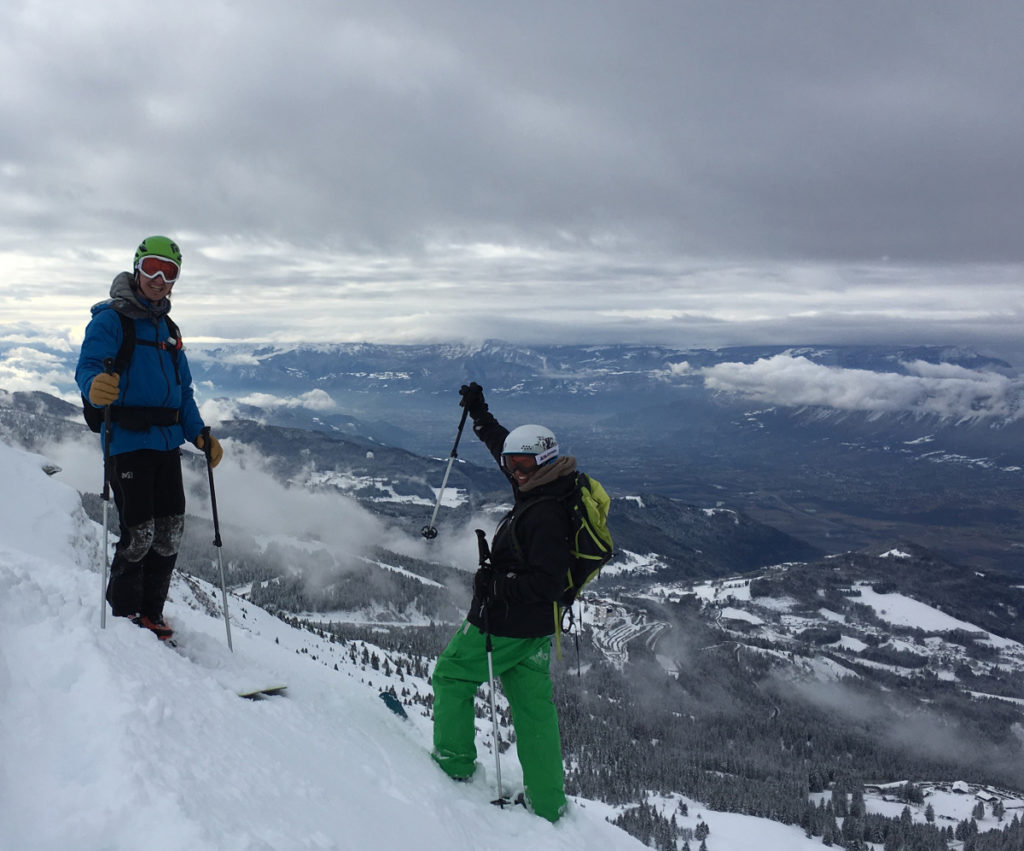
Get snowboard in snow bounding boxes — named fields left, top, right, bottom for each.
left=238, top=685, right=288, bottom=700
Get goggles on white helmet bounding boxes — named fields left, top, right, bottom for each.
left=501, top=424, right=559, bottom=469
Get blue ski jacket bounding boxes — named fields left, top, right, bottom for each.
left=76, top=273, right=206, bottom=456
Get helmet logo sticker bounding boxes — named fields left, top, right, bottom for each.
left=534, top=436, right=559, bottom=466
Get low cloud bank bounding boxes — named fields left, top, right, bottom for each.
left=668, top=354, right=1023, bottom=422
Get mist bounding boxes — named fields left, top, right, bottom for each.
left=781, top=675, right=1024, bottom=787
left=41, top=430, right=488, bottom=615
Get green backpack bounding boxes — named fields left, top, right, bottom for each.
left=510, top=471, right=614, bottom=606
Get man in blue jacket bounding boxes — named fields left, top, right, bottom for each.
left=76, top=236, right=223, bottom=641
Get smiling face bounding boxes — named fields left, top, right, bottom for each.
left=134, top=254, right=179, bottom=303
left=136, top=270, right=174, bottom=302
left=503, top=453, right=538, bottom=485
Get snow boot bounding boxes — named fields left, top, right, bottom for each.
left=133, top=614, right=174, bottom=641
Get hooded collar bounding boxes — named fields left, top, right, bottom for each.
left=103, top=271, right=172, bottom=320
left=517, top=455, right=577, bottom=494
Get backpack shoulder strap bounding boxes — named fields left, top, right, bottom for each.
left=129, top=313, right=183, bottom=383
left=506, top=483, right=574, bottom=567
left=164, top=315, right=181, bottom=344
left=161, top=315, right=183, bottom=365
left=133, top=315, right=181, bottom=350
left=111, top=311, right=136, bottom=374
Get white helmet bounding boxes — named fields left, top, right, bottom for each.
left=501, top=424, right=559, bottom=466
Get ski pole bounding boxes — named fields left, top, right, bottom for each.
left=485, top=631, right=508, bottom=807
left=421, top=404, right=470, bottom=539
left=99, top=357, right=114, bottom=629
left=201, top=427, right=233, bottom=651
left=475, top=529, right=509, bottom=806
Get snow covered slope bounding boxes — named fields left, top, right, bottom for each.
left=0, top=438, right=855, bottom=851
left=0, top=440, right=642, bottom=851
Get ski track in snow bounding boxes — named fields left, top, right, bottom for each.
left=0, top=439, right=838, bottom=850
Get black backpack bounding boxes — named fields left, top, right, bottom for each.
left=81, top=311, right=182, bottom=433
left=507, top=471, right=614, bottom=607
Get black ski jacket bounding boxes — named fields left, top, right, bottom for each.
left=466, top=412, right=575, bottom=638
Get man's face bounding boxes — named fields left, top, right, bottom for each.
left=135, top=255, right=179, bottom=302
left=136, top=271, right=174, bottom=302
left=504, top=454, right=538, bottom=485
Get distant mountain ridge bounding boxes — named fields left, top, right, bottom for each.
left=187, top=339, right=1015, bottom=387
left=2, top=338, right=1021, bottom=569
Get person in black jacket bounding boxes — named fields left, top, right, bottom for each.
left=431, top=382, right=573, bottom=822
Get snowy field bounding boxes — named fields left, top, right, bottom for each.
left=0, top=437, right=985, bottom=851
left=852, top=582, right=1021, bottom=649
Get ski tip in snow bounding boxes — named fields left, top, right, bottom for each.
left=379, top=690, right=408, bottom=719
left=238, top=685, right=288, bottom=700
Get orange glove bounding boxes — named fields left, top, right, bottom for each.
left=88, top=372, right=120, bottom=406
left=194, top=433, right=224, bottom=468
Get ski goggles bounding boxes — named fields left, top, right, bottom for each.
left=136, top=255, right=180, bottom=284
left=503, top=454, right=539, bottom=474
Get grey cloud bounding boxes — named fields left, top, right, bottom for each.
left=0, top=346, right=76, bottom=395
left=4, top=1, right=1024, bottom=258
left=2, top=1, right=1023, bottom=349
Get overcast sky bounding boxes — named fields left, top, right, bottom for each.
left=1, top=1, right=1022, bottom=355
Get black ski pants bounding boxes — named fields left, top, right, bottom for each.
left=106, top=448, right=186, bottom=619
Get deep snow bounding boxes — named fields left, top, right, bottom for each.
left=0, top=438, right=867, bottom=850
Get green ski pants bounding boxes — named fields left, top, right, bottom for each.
left=432, top=621, right=568, bottom=822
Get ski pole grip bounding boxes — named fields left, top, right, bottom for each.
left=103, top=357, right=115, bottom=374
left=475, top=529, right=491, bottom=567
left=200, top=425, right=212, bottom=461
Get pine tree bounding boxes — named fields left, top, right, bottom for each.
left=992, top=798, right=1005, bottom=821
left=833, top=781, right=849, bottom=818
left=850, top=784, right=865, bottom=818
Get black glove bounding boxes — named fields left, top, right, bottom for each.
left=459, top=382, right=488, bottom=419
left=474, top=566, right=516, bottom=603
left=473, top=566, right=495, bottom=601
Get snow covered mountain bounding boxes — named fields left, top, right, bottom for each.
left=4, top=333, right=1024, bottom=849
left=7, top=433, right=1024, bottom=851
left=8, top=435, right=947, bottom=851
left=3, top=336, right=1022, bottom=570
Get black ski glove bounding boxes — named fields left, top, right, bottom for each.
left=473, top=566, right=495, bottom=601
left=474, top=566, right=517, bottom=603
left=459, top=382, right=488, bottom=419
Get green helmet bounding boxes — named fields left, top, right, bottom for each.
left=133, top=235, right=182, bottom=271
